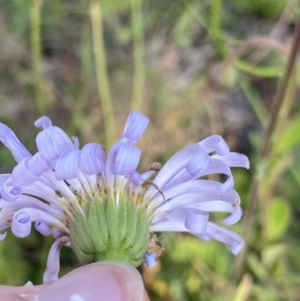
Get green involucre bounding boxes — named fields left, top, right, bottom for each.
left=69, top=195, right=151, bottom=266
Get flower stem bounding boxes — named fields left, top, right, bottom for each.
left=232, top=18, right=300, bottom=279
left=90, top=2, right=116, bottom=148
left=130, top=0, right=145, bottom=111
left=31, top=0, right=45, bottom=114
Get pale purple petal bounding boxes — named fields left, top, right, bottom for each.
left=35, top=220, right=52, bottom=236
left=112, top=144, right=141, bottom=175
left=145, top=253, right=157, bottom=268
left=43, top=236, right=69, bottom=283
left=130, top=171, right=144, bottom=185
left=151, top=220, right=188, bottom=232
left=34, top=116, right=52, bottom=129
left=152, top=144, right=201, bottom=190
left=55, top=150, right=81, bottom=180
left=12, top=211, right=32, bottom=237
left=223, top=206, right=242, bottom=224
left=212, top=152, right=250, bottom=169
left=204, top=222, right=244, bottom=255
left=36, top=125, right=76, bottom=161
left=199, top=135, right=229, bottom=155
left=0, top=195, right=64, bottom=222
left=197, top=158, right=234, bottom=191
left=27, top=152, right=51, bottom=176
left=11, top=158, right=39, bottom=186
left=11, top=208, right=68, bottom=233
left=79, top=143, right=106, bottom=175
left=140, top=170, right=156, bottom=182
left=163, top=179, right=239, bottom=202
left=185, top=209, right=209, bottom=234
left=71, top=136, right=80, bottom=149
left=0, top=123, right=31, bottom=162
left=1, top=179, right=22, bottom=202
left=186, top=149, right=211, bottom=176
left=123, top=111, right=149, bottom=143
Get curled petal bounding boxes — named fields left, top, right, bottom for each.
left=204, top=222, right=244, bottom=255
left=198, top=159, right=234, bottom=191
left=55, top=150, right=81, bottom=180
left=123, top=111, right=149, bottom=143
left=43, top=236, right=69, bottom=284
left=79, top=143, right=106, bottom=175
left=151, top=220, right=187, bottom=232
left=35, top=220, right=52, bottom=236
left=130, top=171, right=144, bottom=185
left=12, top=157, right=39, bottom=186
left=199, top=135, right=229, bottom=155
left=145, top=253, right=157, bottom=268
left=1, top=180, right=22, bottom=202
left=112, top=144, right=141, bottom=175
left=213, top=153, right=250, bottom=169
left=71, top=136, right=80, bottom=149
left=152, top=144, right=201, bottom=190
left=11, top=208, right=68, bottom=234
left=27, top=152, right=51, bottom=176
left=185, top=209, right=209, bottom=234
left=0, top=123, right=31, bottom=162
left=34, top=116, right=52, bottom=129
left=140, top=170, right=156, bottom=182
left=12, top=212, right=32, bottom=237
left=223, top=206, right=242, bottom=225
left=186, top=149, right=211, bottom=176
left=36, top=126, right=76, bottom=161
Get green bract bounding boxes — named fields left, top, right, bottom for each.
left=69, top=195, right=151, bottom=266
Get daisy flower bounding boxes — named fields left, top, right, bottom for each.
left=0, top=111, right=249, bottom=283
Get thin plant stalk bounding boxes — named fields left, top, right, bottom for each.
left=69, top=20, right=92, bottom=135
left=130, top=0, right=145, bottom=111
left=210, top=0, right=227, bottom=57
left=90, top=1, right=116, bottom=148
left=31, top=0, right=45, bottom=114
left=232, top=18, right=300, bottom=279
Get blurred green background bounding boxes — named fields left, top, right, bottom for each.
left=0, top=0, right=300, bottom=300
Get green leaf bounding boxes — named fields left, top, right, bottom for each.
left=247, top=253, right=268, bottom=281
left=266, top=198, right=290, bottom=241
left=262, top=243, right=287, bottom=268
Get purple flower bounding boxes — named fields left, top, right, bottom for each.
left=0, top=111, right=249, bottom=282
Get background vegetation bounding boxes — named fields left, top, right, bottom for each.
left=0, top=0, right=300, bottom=300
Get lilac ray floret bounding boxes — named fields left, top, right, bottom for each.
left=150, top=144, right=202, bottom=192
left=12, top=157, right=39, bottom=186
left=1, top=180, right=22, bottom=202
left=36, top=120, right=77, bottom=161
left=0, top=123, right=31, bottom=162
left=35, top=220, right=52, bottom=236
left=112, top=144, right=141, bottom=175
left=43, top=236, right=69, bottom=284
left=79, top=143, right=106, bottom=175
left=199, top=135, right=229, bottom=155
left=184, top=209, right=209, bottom=234
left=145, top=253, right=157, bottom=268
left=12, top=211, right=32, bottom=238
left=27, top=153, right=51, bottom=176
left=123, top=110, right=149, bottom=143
left=212, top=152, right=250, bottom=168
left=55, top=150, right=81, bottom=180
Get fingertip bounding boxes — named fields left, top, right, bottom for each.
left=29, top=262, right=149, bottom=301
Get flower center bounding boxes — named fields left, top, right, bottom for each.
left=68, top=193, right=151, bottom=266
